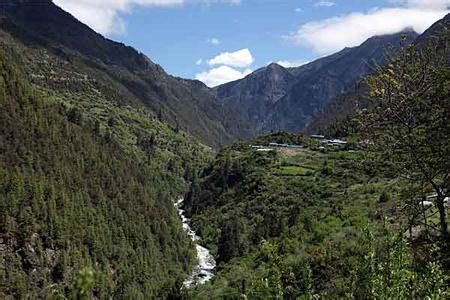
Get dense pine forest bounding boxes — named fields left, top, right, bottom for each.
left=0, top=48, right=211, bottom=298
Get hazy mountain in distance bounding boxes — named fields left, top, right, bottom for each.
left=214, top=30, right=418, bottom=136
left=214, top=63, right=296, bottom=139
left=305, top=13, right=449, bottom=135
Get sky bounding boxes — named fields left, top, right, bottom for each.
left=53, top=0, right=450, bottom=87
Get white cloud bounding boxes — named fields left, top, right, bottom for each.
left=207, top=48, right=254, bottom=67
left=195, top=58, right=203, bottom=65
left=54, top=0, right=182, bottom=35
left=54, top=0, right=241, bottom=35
left=295, top=7, right=303, bottom=13
left=195, top=66, right=252, bottom=87
left=208, top=38, right=220, bottom=45
left=390, top=0, right=450, bottom=8
left=197, top=47, right=254, bottom=86
left=314, top=1, right=335, bottom=7
left=288, top=3, right=449, bottom=54
left=275, top=60, right=310, bottom=68
left=213, top=0, right=241, bottom=4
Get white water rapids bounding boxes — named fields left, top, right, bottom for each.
left=175, top=199, right=216, bottom=287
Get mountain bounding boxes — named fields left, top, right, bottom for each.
left=266, top=31, right=418, bottom=132
left=0, top=0, right=235, bottom=147
left=214, top=63, right=296, bottom=139
left=305, top=13, right=449, bottom=135
left=0, top=1, right=448, bottom=297
left=414, top=13, right=450, bottom=47
left=303, top=82, right=368, bottom=135
left=0, top=46, right=212, bottom=297
left=214, top=30, right=418, bottom=136
left=0, top=0, right=427, bottom=146
left=0, top=1, right=224, bottom=296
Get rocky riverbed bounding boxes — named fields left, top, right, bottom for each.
left=175, top=199, right=216, bottom=287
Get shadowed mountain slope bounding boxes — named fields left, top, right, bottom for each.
left=214, top=30, right=418, bottom=136
left=0, top=0, right=235, bottom=147
left=305, top=13, right=449, bottom=135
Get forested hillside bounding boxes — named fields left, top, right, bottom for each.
left=184, top=133, right=449, bottom=298
left=1, top=1, right=448, bottom=299
left=0, top=48, right=209, bottom=298
left=184, top=35, right=450, bottom=298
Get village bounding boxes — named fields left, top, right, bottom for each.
left=250, top=134, right=349, bottom=153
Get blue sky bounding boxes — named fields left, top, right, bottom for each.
left=54, top=0, right=449, bottom=86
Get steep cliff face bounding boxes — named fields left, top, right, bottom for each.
left=0, top=0, right=235, bottom=147
left=214, top=63, right=296, bottom=138
left=303, top=82, right=369, bottom=135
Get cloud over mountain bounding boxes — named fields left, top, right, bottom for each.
left=195, top=48, right=254, bottom=86
left=195, top=65, right=252, bottom=87
left=207, top=48, right=254, bottom=68
left=288, top=1, right=449, bottom=54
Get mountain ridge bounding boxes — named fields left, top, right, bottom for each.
left=0, top=0, right=444, bottom=146
left=0, top=0, right=236, bottom=147
left=0, top=46, right=209, bottom=297
left=213, top=30, right=418, bottom=137
left=304, top=13, right=449, bottom=135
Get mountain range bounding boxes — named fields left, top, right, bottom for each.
left=1, top=1, right=449, bottom=297
left=305, top=13, right=450, bottom=135
left=214, top=30, right=418, bottom=137
left=0, top=0, right=235, bottom=147
left=1, top=1, right=448, bottom=147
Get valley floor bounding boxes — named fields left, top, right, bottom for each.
left=182, top=134, right=450, bottom=298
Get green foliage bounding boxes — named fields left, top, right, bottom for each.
left=186, top=135, right=449, bottom=297
left=0, top=16, right=236, bottom=147
left=0, top=49, right=206, bottom=297
left=71, top=268, right=95, bottom=299
left=354, top=227, right=448, bottom=299
left=359, top=36, right=450, bottom=236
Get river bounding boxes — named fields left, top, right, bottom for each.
left=175, top=199, right=216, bottom=287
